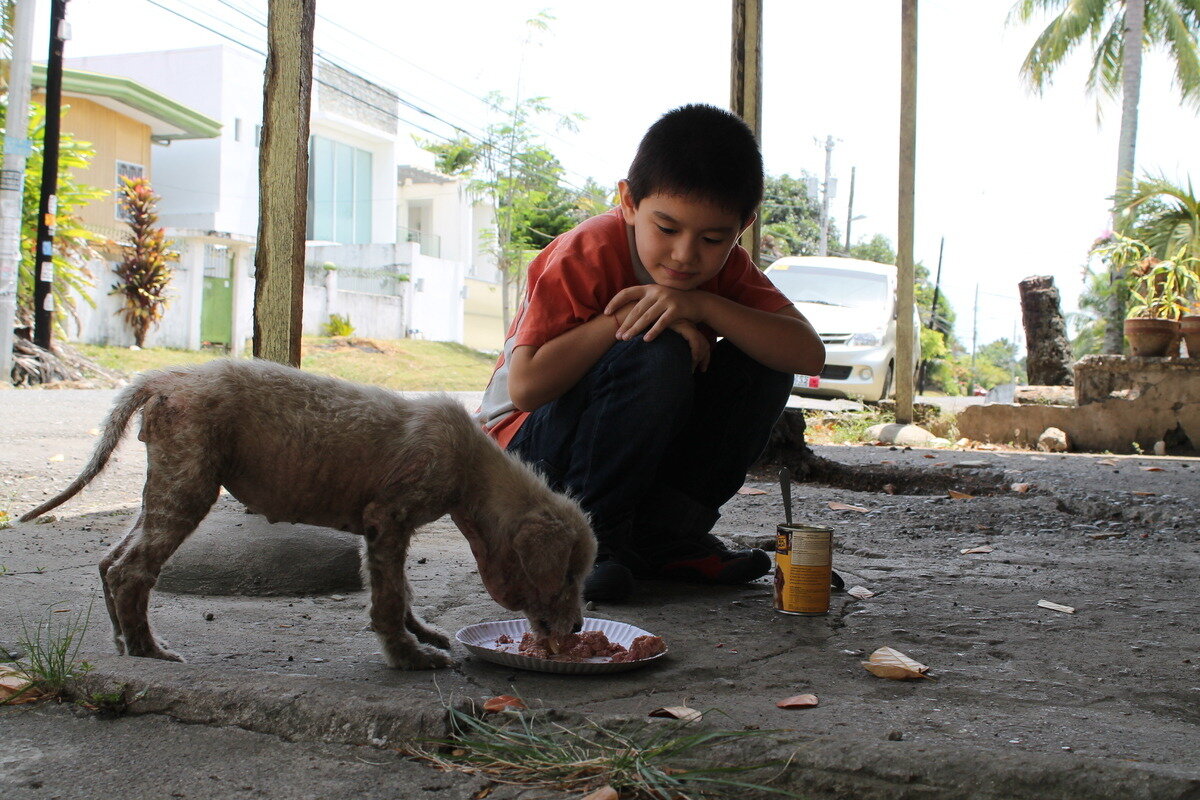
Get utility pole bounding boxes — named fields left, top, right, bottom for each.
left=0, top=0, right=37, bottom=379
left=843, top=165, right=856, bottom=253
left=894, top=0, right=918, bottom=422
left=969, top=283, right=979, bottom=395
left=32, top=0, right=68, bottom=350
left=818, top=134, right=834, bottom=256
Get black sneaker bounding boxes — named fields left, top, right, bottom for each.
left=584, top=557, right=635, bottom=602
left=641, top=533, right=771, bottom=585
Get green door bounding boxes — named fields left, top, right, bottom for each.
left=200, top=245, right=234, bottom=347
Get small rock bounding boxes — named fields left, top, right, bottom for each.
left=1037, top=427, right=1069, bottom=453
left=887, top=730, right=904, bottom=741
left=204, top=612, right=215, bottom=621
left=330, top=594, right=347, bottom=601
left=585, top=601, right=596, bottom=612
left=1153, top=441, right=1166, bottom=456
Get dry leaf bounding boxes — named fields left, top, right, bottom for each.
left=736, top=486, right=768, bottom=495
left=1010, top=483, right=1031, bottom=493
left=47, top=454, right=64, bottom=462
left=87, top=428, right=100, bottom=436
left=1140, top=466, right=1164, bottom=472
left=472, top=785, right=495, bottom=800
left=933, top=462, right=947, bottom=466
left=923, top=454, right=936, bottom=459
left=1096, top=459, right=1117, bottom=466
left=947, top=490, right=973, bottom=500
left=862, top=646, right=930, bottom=680
left=960, top=545, right=993, bottom=555
left=581, top=787, right=620, bottom=800
left=1131, top=491, right=1156, bottom=496
left=883, top=483, right=896, bottom=495
left=0, top=674, right=39, bottom=704
left=776, top=693, right=819, bottom=709
left=648, top=706, right=702, bottom=723
left=482, top=695, right=527, bottom=713
left=847, top=585, right=875, bottom=600
left=1037, top=599, right=1075, bottom=614
left=827, top=501, right=870, bottom=513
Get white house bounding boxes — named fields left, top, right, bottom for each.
left=66, top=46, right=503, bottom=355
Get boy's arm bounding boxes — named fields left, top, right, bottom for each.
left=605, top=284, right=824, bottom=375
left=506, top=313, right=620, bottom=412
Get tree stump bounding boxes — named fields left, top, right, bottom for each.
left=1019, top=275, right=1073, bottom=386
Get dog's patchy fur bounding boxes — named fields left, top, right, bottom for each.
left=22, top=359, right=596, bottom=669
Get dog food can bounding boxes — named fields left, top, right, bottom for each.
left=773, top=524, right=833, bottom=615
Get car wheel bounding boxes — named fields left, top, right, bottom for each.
left=880, top=362, right=894, bottom=400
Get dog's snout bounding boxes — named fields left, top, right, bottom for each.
left=572, top=619, right=583, bottom=633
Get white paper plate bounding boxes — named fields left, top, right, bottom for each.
left=455, top=617, right=669, bottom=675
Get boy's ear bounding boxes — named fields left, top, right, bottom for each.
left=740, top=212, right=758, bottom=235
left=618, top=180, right=637, bottom=224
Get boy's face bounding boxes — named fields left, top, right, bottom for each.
left=619, top=181, right=754, bottom=291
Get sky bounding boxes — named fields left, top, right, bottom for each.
left=31, top=0, right=1200, bottom=352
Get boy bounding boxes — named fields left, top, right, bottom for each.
left=475, top=104, right=824, bottom=602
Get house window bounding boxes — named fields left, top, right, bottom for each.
left=115, top=161, right=145, bottom=221
left=306, top=135, right=372, bottom=244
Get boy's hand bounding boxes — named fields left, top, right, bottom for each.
left=604, top=284, right=706, bottom=342
left=668, top=319, right=710, bottom=372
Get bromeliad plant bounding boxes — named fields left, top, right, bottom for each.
left=111, top=177, right=176, bottom=347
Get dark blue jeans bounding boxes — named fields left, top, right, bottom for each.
left=507, top=331, right=792, bottom=556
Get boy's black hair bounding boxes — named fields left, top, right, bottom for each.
left=626, top=104, right=763, bottom=223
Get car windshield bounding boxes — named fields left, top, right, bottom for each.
left=769, top=266, right=890, bottom=309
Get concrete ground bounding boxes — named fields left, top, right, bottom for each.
left=1, top=388, right=1198, bottom=799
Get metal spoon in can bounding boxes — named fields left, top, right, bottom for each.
left=779, top=467, right=793, bottom=526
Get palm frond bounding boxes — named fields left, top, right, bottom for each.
left=1087, top=15, right=1126, bottom=98
left=1014, top=0, right=1109, bottom=92
left=1157, top=2, right=1200, bottom=108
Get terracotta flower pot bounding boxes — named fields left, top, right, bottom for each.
left=1123, top=317, right=1180, bottom=357
left=1182, top=315, right=1200, bottom=359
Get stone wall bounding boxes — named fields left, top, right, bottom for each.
left=957, top=356, right=1200, bottom=454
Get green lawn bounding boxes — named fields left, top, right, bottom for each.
left=73, top=337, right=497, bottom=392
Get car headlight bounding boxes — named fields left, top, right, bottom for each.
left=847, top=332, right=881, bottom=346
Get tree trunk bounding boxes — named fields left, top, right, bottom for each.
left=729, top=0, right=762, bottom=266
left=253, top=0, right=315, bottom=367
left=1104, top=0, right=1145, bottom=355
left=1019, top=275, right=1073, bottom=386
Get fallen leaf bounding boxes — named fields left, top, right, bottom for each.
left=51, top=608, right=72, bottom=613
left=862, top=646, right=930, bottom=680
left=1096, top=459, right=1117, bottom=466
left=923, top=454, right=936, bottom=459
left=1131, top=491, right=1156, bottom=496
left=483, top=695, right=527, bottom=713
left=847, top=585, right=875, bottom=600
left=960, top=545, right=994, bottom=555
left=947, top=490, right=973, bottom=500
left=1140, top=466, right=1164, bottom=472
left=87, top=428, right=100, bottom=436
left=0, top=674, right=39, bottom=704
left=581, top=787, right=619, bottom=800
left=933, top=462, right=947, bottom=466
left=737, top=486, right=767, bottom=495
left=882, top=483, right=896, bottom=495
left=47, top=454, right=64, bottom=462
left=1088, top=531, right=1127, bottom=540
left=648, top=706, right=702, bottom=723
left=472, top=785, right=495, bottom=800
left=1037, top=599, right=1075, bottom=614
left=1010, top=483, right=1032, bottom=493
left=827, top=501, right=870, bottom=513
left=776, top=693, right=819, bottom=709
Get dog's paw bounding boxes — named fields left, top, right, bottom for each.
left=385, top=641, right=455, bottom=670
left=410, top=624, right=452, bottom=650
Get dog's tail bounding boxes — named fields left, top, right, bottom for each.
left=20, top=377, right=158, bottom=522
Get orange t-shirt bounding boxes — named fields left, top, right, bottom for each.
left=474, top=208, right=791, bottom=447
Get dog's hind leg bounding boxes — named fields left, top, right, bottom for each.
left=99, top=511, right=142, bottom=655
left=107, top=465, right=219, bottom=662
left=363, top=525, right=454, bottom=670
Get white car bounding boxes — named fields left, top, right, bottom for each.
left=766, top=256, right=921, bottom=402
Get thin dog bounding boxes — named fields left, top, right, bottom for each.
left=21, top=359, right=596, bottom=669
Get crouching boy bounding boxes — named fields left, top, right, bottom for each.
left=476, top=104, right=825, bottom=602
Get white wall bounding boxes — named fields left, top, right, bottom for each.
left=407, top=252, right=464, bottom=343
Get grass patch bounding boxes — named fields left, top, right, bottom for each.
left=70, top=337, right=498, bottom=392
left=407, top=705, right=792, bottom=800
left=1, top=601, right=93, bottom=705
left=804, top=408, right=895, bottom=445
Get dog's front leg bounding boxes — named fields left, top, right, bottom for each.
left=363, top=525, right=454, bottom=670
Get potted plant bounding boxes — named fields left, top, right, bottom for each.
left=1123, top=256, right=1198, bottom=357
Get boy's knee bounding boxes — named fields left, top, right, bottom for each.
left=617, top=331, right=693, bottom=379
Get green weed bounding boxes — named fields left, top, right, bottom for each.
left=0, top=600, right=94, bottom=704
left=408, top=704, right=794, bottom=799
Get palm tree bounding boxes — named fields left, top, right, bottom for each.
left=1116, top=173, right=1200, bottom=264
left=1010, top=0, right=1200, bottom=352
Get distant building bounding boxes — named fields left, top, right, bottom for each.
left=57, top=46, right=503, bottom=354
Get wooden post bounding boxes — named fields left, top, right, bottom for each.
left=253, top=0, right=315, bottom=367
left=895, top=0, right=918, bottom=423
left=730, top=0, right=763, bottom=266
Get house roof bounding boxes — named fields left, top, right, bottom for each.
left=32, top=64, right=221, bottom=142
left=397, top=165, right=454, bottom=185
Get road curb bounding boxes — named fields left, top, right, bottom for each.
left=65, top=656, right=1200, bottom=800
